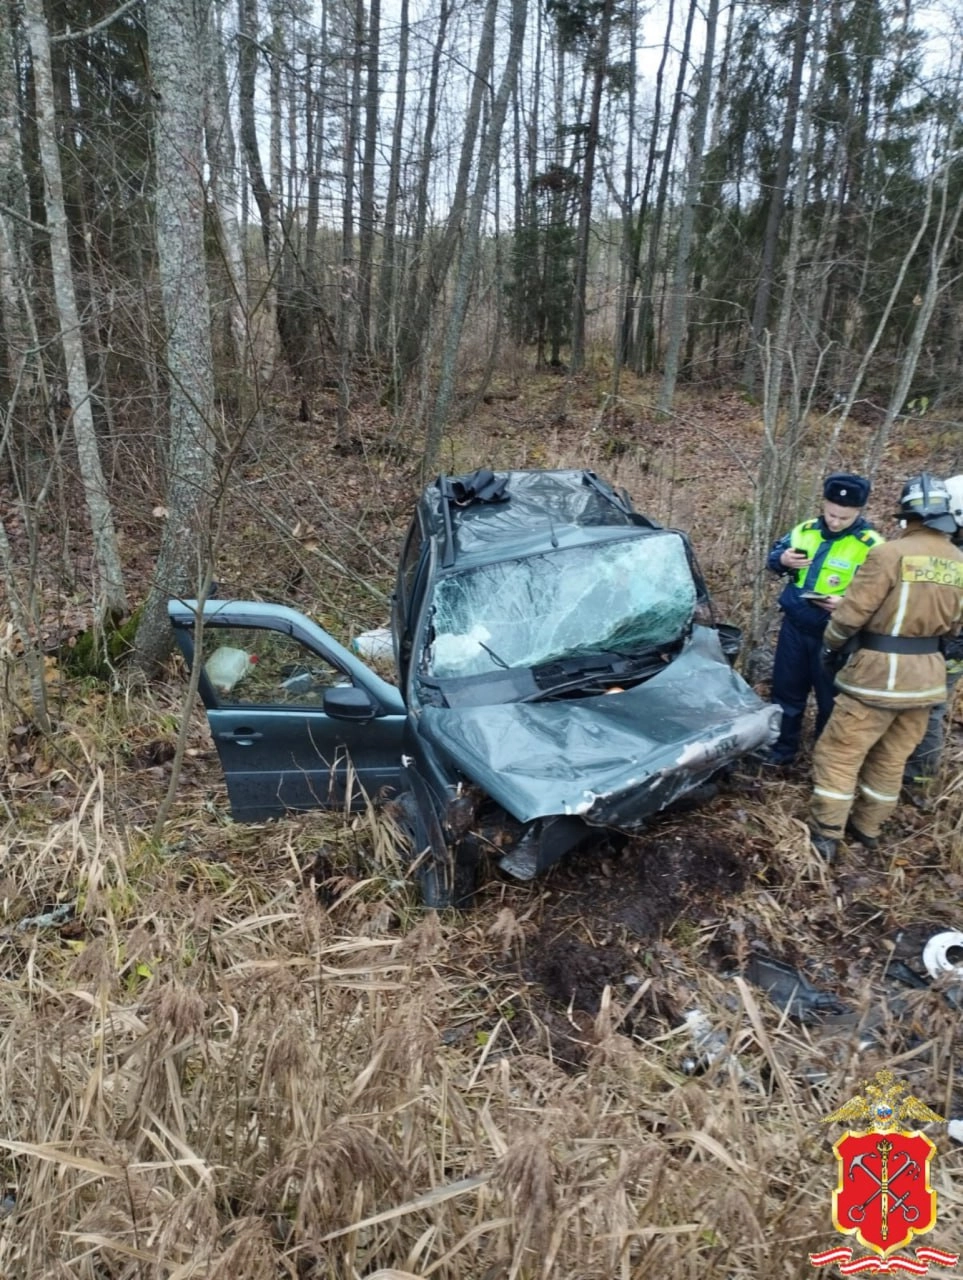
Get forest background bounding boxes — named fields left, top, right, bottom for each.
left=1, top=0, right=962, bottom=1276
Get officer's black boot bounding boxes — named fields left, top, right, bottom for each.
left=808, top=826, right=838, bottom=864
left=845, top=821, right=880, bottom=851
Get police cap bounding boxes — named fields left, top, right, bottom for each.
left=823, top=472, right=871, bottom=508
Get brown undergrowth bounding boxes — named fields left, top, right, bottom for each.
left=1, top=375, right=962, bottom=1278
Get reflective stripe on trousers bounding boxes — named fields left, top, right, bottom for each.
left=811, top=693, right=930, bottom=839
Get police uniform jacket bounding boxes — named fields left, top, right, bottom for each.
left=767, top=516, right=882, bottom=636
left=824, top=525, right=963, bottom=709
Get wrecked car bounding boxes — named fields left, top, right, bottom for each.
left=169, top=468, right=780, bottom=905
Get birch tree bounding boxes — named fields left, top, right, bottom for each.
left=24, top=0, right=127, bottom=622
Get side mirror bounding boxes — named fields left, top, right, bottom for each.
left=323, top=685, right=377, bottom=721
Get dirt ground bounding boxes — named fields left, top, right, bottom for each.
left=464, top=732, right=963, bottom=1080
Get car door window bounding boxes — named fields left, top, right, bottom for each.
left=201, top=627, right=349, bottom=707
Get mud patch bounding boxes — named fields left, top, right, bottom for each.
left=539, top=830, right=746, bottom=940
left=506, top=825, right=749, bottom=1066
left=529, top=936, right=629, bottom=1015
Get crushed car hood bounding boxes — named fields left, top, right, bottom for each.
left=419, top=627, right=779, bottom=827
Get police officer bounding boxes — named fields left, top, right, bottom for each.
left=757, top=473, right=882, bottom=766
left=809, top=473, right=963, bottom=862
left=901, top=473, right=963, bottom=801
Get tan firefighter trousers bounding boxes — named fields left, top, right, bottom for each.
left=811, top=693, right=930, bottom=839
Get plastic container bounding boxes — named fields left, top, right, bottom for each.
left=352, top=627, right=394, bottom=661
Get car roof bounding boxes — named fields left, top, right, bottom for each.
left=420, top=468, right=663, bottom=568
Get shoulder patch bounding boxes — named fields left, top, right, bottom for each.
left=859, top=529, right=884, bottom=545
left=800, top=519, right=819, bottom=531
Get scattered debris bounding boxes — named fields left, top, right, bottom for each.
left=352, top=627, right=393, bottom=661
left=15, top=903, right=74, bottom=931
left=742, top=953, right=849, bottom=1023
left=681, top=1009, right=732, bottom=1075
left=921, top=930, right=963, bottom=981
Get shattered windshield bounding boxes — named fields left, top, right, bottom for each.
left=427, top=533, right=697, bottom=678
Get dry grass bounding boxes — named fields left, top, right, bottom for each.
left=2, top=377, right=962, bottom=1278
left=2, top=692, right=961, bottom=1278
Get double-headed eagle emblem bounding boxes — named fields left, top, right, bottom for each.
left=823, top=1069, right=944, bottom=1132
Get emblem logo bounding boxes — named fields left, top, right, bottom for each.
left=810, top=1070, right=959, bottom=1276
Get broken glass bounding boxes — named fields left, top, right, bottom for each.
left=428, top=533, right=697, bottom=678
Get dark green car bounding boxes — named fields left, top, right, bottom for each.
left=170, top=469, right=779, bottom=905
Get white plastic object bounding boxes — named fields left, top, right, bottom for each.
left=681, top=1009, right=729, bottom=1073
left=205, top=645, right=257, bottom=694
left=352, top=627, right=393, bottom=661
left=921, top=930, right=963, bottom=981
left=948, top=1118, right=963, bottom=1144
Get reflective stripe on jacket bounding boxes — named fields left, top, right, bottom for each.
left=825, top=525, right=963, bottom=708
left=789, top=520, right=882, bottom=595
left=768, top=517, right=882, bottom=636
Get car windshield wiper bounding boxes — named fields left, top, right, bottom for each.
left=525, top=647, right=669, bottom=702
left=478, top=638, right=510, bottom=669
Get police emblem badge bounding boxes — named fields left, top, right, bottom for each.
left=810, top=1070, right=959, bottom=1276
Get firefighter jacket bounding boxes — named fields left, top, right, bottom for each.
left=767, top=516, right=883, bottom=637
left=950, top=529, right=963, bottom=676
left=824, top=525, right=963, bottom=709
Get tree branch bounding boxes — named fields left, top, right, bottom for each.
left=51, top=0, right=140, bottom=43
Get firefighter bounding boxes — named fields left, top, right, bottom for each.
left=756, top=473, right=882, bottom=766
left=901, top=473, right=963, bottom=802
left=809, top=473, right=963, bottom=862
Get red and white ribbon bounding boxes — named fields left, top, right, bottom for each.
left=810, top=1246, right=960, bottom=1276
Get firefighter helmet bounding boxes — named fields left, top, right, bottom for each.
left=944, top=474, right=963, bottom=529
left=895, top=473, right=957, bottom=533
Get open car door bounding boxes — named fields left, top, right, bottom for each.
left=168, top=601, right=406, bottom=820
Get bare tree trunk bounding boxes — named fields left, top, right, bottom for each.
left=743, top=0, right=813, bottom=394
left=23, top=0, right=127, bottom=622
left=611, top=0, right=637, bottom=402
left=357, top=0, right=380, bottom=354
left=238, top=0, right=277, bottom=382
left=0, top=0, right=35, bottom=399
left=630, top=0, right=693, bottom=374
left=135, top=0, right=217, bottom=670
left=424, top=0, right=528, bottom=469
left=400, top=0, right=492, bottom=390
left=570, top=0, right=611, bottom=374
left=748, top=2, right=824, bottom=648
left=0, top=510, right=50, bottom=730
left=205, top=0, right=249, bottom=377
left=657, top=0, right=718, bottom=412
left=337, top=0, right=364, bottom=445
left=863, top=174, right=963, bottom=475
left=375, top=0, right=408, bottom=358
